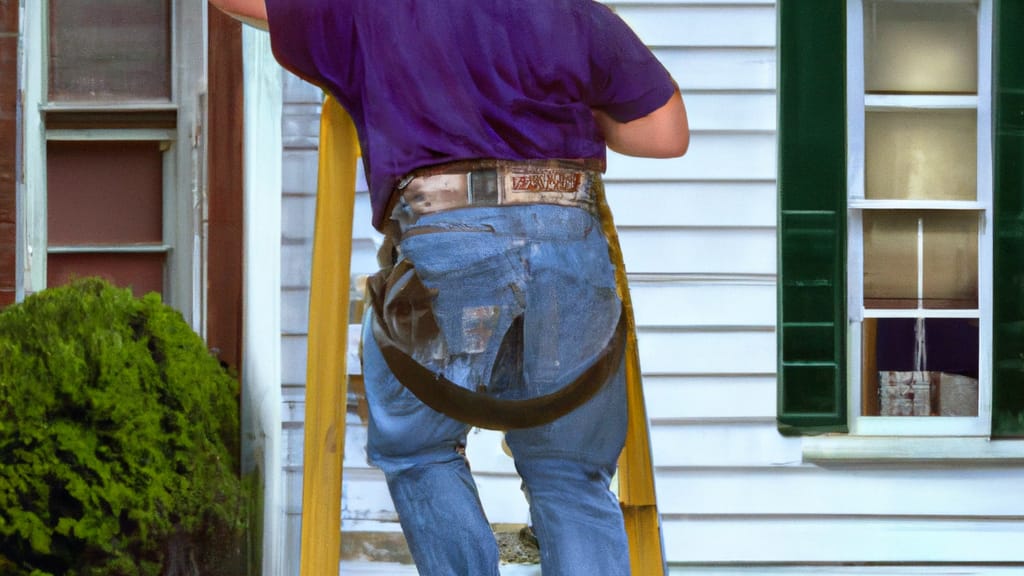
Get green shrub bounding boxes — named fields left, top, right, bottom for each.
left=0, top=278, right=245, bottom=575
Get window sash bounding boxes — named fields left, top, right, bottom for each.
left=21, top=0, right=204, bottom=320
left=46, top=0, right=174, bottom=105
left=846, top=0, right=994, bottom=436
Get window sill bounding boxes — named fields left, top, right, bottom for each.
left=802, top=435, right=1024, bottom=466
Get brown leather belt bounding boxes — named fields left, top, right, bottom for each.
left=397, top=160, right=602, bottom=218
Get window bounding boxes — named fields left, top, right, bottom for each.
left=46, top=138, right=169, bottom=296
left=23, top=0, right=204, bottom=318
left=777, top=0, right=1024, bottom=438
left=48, top=0, right=172, bottom=103
left=848, top=0, right=992, bottom=435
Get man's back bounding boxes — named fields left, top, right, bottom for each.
left=264, top=0, right=677, bottom=227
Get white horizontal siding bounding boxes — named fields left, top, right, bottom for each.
left=605, top=181, right=777, bottom=228
left=334, top=424, right=532, bottom=525
left=336, top=565, right=1024, bottom=576
left=664, top=517, right=1024, bottom=563
left=616, top=5, right=775, bottom=48
left=606, top=133, right=777, bottom=180
left=638, top=329, right=776, bottom=374
left=630, top=283, right=776, bottom=327
left=644, top=375, right=777, bottom=420
left=683, top=91, right=777, bottom=132
left=279, top=335, right=307, bottom=386
left=613, top=0, right=774, bottom=4
left=619, top=228, right=776, bottom=275
left=652, top=421, right=801, bottom=467
left=309, top=417, right=1024, bottom=526
left=309, top=425, right=1024, bottom=526
left=340, top=468, right=399, bottom=523
left=659, top=47, right=777, bottom=90
left=657, top=466, right=1024, bottom=517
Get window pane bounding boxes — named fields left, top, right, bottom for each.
left=923, top=211, right=978, bottom=309
left=47, top=140, right=164, bottom=245
left=863, top=211, right=918, bottom=309
left=864, top=0, right=978, bottom=94
left=47, top=252, right=165, bottom=298
left=48, top=0, right=171, bottom=102
left=862, top=317, right=979, bottom=417
left=865, top=110, right=977, bottom=201
left=863, top=210, right=978, bottom=309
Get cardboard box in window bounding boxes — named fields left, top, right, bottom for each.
left=937, top=372, right=978, bottom=416
left=878, top=371, right=978, bottom=417
left=879, top=371, right=932, bottom=416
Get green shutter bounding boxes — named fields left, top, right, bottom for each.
left=993, top=0, right=1024, bottom=438
left=777, top=0, right=848, bottom=435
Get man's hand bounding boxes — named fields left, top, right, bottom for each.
left=593, top=90, right=690, bottom=159
left=208, top=0, right=268, bottom=29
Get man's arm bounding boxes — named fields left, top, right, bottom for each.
left=593, top=89, right=690, bottom=159
left=208, top=0, right=268, bottom=29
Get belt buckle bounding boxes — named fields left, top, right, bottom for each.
left=468, top=169, right=499, bottom=205
left=396, top=173, right=416, bottom=191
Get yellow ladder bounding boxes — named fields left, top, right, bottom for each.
left=300, top=96, right=665, bottom=576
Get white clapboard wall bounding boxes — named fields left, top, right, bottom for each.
left=276, top=1, right=1024, bottom=574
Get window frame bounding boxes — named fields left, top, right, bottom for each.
left=845, top=0, right=994, bottom=437
left=21, top=0, right=206, bottom=324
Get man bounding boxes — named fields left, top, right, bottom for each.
left=209, top=1, right=688, bottom=574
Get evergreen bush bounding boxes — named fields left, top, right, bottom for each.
left=0, top=278, right=245, bottom=575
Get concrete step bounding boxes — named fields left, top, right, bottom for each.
left=341, top=524, right=540, bottom=572
left=340, top=562, right=540, bottom=575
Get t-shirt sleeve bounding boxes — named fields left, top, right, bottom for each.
left=263, top=0, right=353, bottom=90
left=585, top=4, right=677, bottom=123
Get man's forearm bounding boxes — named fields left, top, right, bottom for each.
left=593, top=89, right=690, bottom=159
left=208, top=0, right=268, bottom=29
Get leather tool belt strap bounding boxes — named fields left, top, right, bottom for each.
left=367, top=159, right=624, bottom=430
left=367, top=261, right=627, bottom=430
left=395, top=159, right=603, bottom=221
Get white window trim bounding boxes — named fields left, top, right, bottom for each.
left=803, top=435, right=1024, bottom=465
left=845, top=0, right=994, bottom=438
left=23, top=0, right=44, bottom=297
left=21, top=1, right=206, bottom=329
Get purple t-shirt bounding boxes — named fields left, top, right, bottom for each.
left=265, top=0, right=676, bottom=230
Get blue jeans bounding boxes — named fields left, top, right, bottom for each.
left=362, top=204, right=630, bottom=575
